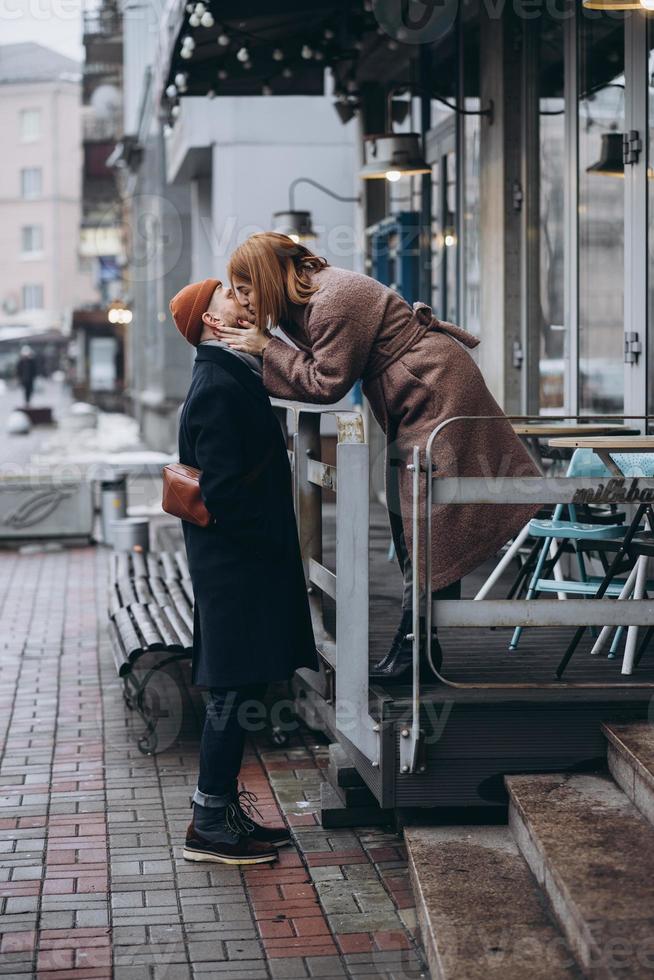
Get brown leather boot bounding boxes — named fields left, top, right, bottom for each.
left=234, top=789, right=292, bottom=847
left=183, top=815, right=278, bottom=865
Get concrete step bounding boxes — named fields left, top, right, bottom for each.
left=404, top=825, right=578, bottom=979
left=603, top=721, right=654, bottom=827
left=507, top=773, right=654, bottom=978
left=327, top=741, right=368, bottom=789
left=319, top=782, right=391, bottom=829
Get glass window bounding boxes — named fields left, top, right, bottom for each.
left=22, top=284, right=44, bottom=310
left=21, top=168, right=42, bottom=199
left=538, top=19, right=565, bottom=413
left=428, top=111, right=457, bottom=322
left=463, top=111, right=480, bottom=335
left=578, top=14, right=625, bottom=415
left=648, top=26, right=654, bottom=420
left=21, top=225, right=43, bottom=254
left=20, top=109, right=41, bottom=142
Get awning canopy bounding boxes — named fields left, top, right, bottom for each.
left=161, top=0, right=374, bottom=99
left=158, top=0, right=421, bottom=107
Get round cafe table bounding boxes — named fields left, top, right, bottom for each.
left=548, top=435, right=654, bottom=477
left=511, top=423, right=641, bottom=473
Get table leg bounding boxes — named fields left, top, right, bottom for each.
left=555, top=503, right=648, bottom=679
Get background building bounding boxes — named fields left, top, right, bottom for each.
left=146, top=0, right=654, bottom=436
left=112, top=0, right=357, bottom=450
left=0, top=42, right=95, bottom=366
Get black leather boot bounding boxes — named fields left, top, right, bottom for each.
left=370, top=612, right=443, bottom=683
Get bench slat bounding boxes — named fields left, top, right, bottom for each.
left=162, top=604, right=193, bottom=650
left=113, top=607, right=143, bottom=658
left=107, top=619, right=132, bottom=678
left=174, top=550, right=190, bottom=580
left=148, top=576, right=169, bottom=607
left=181, top=577, right=194, bottom=606
left=129, top=603, right=166, bottom=650
left=134, top=577, right=154, bottom=605
left=131, top=551, right=148, bottom=578
left=147, top=602, right=184, bottom=651
left=160, top=552, right=178, bottom=581
left=116, top=576, right=138, bottom=607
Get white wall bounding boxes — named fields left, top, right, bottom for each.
left=166, top=95, right=358, bottom=283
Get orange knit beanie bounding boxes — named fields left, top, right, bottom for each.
left=169, top=278, right=221, bottom=347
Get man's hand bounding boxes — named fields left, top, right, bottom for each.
left=212, top=320, right=271, bottom=355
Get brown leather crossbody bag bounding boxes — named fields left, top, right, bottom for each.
left=162, top=463, right=214, bottom=527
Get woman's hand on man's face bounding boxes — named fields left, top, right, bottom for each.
left=212, top=319, right=270, bottom=355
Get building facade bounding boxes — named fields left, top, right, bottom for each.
left=0, top=43, right=94, bottom=337
left=115, top=0, right=357, bottom=450
left=147, top=0, right=654, bottom=433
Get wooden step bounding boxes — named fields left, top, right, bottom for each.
left=404, top=825, right=578, bottom=979
left=603, top=721, right=654, bottom=827
left=506, top=773, right=654, bottom=978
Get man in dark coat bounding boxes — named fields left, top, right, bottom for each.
left=16, top=346, right=37, bottom=404
left=170, top=278, right=318, bottom=866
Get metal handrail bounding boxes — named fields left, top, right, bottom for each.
left=271, top=401, right=381, bottom=766
left=400, top=414, right=654, bottom=773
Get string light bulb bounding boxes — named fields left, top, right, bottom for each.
left=217, top=68, right=228, bottom=80
left=262, top=83, right=273, bottom=96
left=301, top=45, right=313, bottom=59
left=236, top=46, right=250, bottom=62
left=166, top=84, right=177, bottom=98
left=180, top=47, right=193, bottom=58
left=174, top=72, right=188, bottom=89
left=282, top=66, right=293, bottom=78
left=217, top=31, right=229, bottom=46
left=181, top=35, right=195, bottom=49
left=188, top=12, right=200, bottom=26
left=207, top=89, right=216, bottom=99
left=194, top=2, right=205, bottom=12
left=272, top=48, right=284, bottom=61
left=200, top=11, right=214, bottom=27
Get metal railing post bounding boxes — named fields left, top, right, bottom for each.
left=335, top=415, right=379, bottom=766
left=295, top=411, right=323, bottom=585
left=400, top=446, right=422, bottom=774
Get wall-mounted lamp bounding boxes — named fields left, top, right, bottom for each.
left=358, top=83, right=493, bottom=183
left=272, top=177, right=360, bottom=241
left=360, top=133, right=431, bottom=181
left=583, top=0, right=654, bottom=10
left=272, top=210, right=317, bottom=242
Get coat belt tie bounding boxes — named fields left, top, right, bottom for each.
left=412, top=301, right=481, bottom=350
left=363, top=301, right=480, bottom=385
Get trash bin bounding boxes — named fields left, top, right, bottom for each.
left=110, top=517, right=149, bottom=554
left=101, top=474, right=127, bottom=545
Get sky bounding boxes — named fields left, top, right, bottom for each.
left=1, top=0, right=84, bottom=61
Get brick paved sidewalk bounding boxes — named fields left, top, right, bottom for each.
left=0, top=546, right=429, bottom=980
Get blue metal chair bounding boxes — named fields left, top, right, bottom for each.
left=509, top=449, right=631, bottom=651
left=589, top=451, right=654, bottom=669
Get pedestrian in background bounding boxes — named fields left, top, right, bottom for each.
left=16, top=346, right=37, bottom=405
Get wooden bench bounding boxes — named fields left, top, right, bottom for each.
left=108, top=549, right=194, bottom=754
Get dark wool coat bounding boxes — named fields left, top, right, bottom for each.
left=262, top=266, right=540, bottom=592
left=178, top=344, right=318, bottom=688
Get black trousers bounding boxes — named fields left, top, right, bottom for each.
left=193, top=683, right=267, bottom=808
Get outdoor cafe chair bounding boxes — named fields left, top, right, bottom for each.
left=508, top=449, right=644, bottom=652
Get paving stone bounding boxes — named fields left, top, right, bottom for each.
left=0, top=546, right=425, bottom=980
left=306, top=955, right=348, bottom=976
